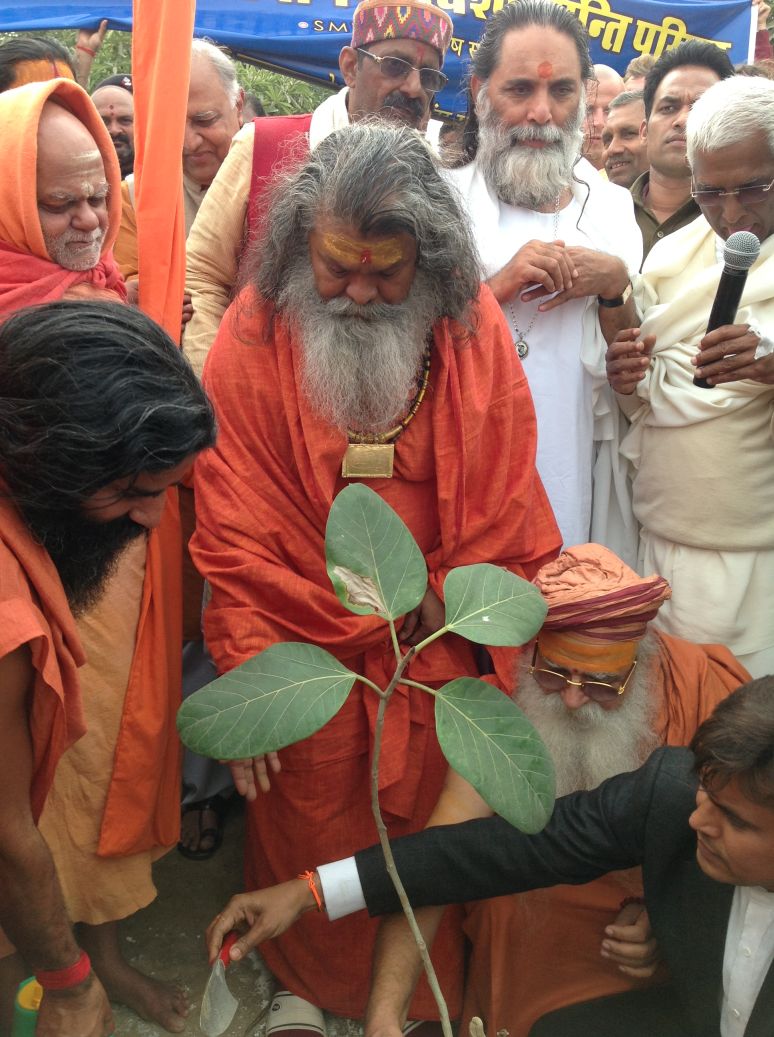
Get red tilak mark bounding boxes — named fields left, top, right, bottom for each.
left=537, top=61, right=553, bottom=79
left=108, top=105, right=115, bottom=114
left=360, top=249, right=372, bottom=265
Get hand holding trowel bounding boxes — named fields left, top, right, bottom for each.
left=200, top=930, right=240, bottom=1036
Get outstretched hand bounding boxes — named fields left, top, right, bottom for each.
left=76, top=20, right=108, bottom=55
left=206, top=880, right=318, bottom=965
left=225, top=752, right=281, bottom=799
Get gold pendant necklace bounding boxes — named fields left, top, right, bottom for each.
left=341, top=442, right=396, bottom=479
left=342, top=346, right=432, bottom=480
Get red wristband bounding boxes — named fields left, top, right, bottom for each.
left=35, top=949, right=91, bottom=990
left=76, top=44, right=96, bottom=56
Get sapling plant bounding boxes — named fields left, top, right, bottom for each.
left=177, top=483, right=556, bottom=1037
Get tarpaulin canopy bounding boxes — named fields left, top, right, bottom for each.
left=0, top=0, right=755, bottom=117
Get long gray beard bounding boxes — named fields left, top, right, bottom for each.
left=475, top=86, right=584, bottom=210
left=278, top=258, right=440, bottom=433
left=516, top=634, right=661, bottom=797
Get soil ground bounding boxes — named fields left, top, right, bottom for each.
left=112, top=802, right=363, bottom=1037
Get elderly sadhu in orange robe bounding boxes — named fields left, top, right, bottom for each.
left=0, top=78, right=189, bottom=1029
left=191, top=120, right=561, bottom=1025
left=458, top=544, right=750, bottom=1037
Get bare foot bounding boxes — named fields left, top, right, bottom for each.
left=100, top=964, right=189, bottom=1033
left=78, top=921, right=189, bottom=1033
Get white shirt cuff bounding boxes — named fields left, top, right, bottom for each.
left=318, top=857, right=366, bottom=920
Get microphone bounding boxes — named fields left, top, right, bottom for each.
left=694, top=230, right=760, bottom=388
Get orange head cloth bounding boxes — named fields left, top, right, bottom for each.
left=0, top=78, right=122, bottom=263
left=8, top=59, right=75, bottom=89
left=534, top=543, right=671, bottom=672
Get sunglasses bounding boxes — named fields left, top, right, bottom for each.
left=690, top=176, right=774, bottom=208
left=528, top=643, right=637, bottom=703
left=356, top=48, right=448, bottom=94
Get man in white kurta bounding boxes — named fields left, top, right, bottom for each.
left=445, top=3, right=642, bottom=559
left=608, top=75, right=774, bottom=678
left=449, top=158, right=641, bottom=554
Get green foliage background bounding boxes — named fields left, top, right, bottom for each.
left=0, top=26, right=332, bottom=113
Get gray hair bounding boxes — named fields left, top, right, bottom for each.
left=191, top=38, right=240, bottom=107
left=252, top=121, right=482, bottom=325
left=688, top=75, right=774, bottom=164
left=687, top=75, right=774, bottom=165
left=608, top=89, right=644, bottom=113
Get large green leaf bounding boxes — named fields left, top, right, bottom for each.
left=443, top=564, right=547, bottom=646
left=326, top=483, right=427, bottom=620
left=435, top=678, right=555, bottom=832
left=176, top=643, right=356, bottom=759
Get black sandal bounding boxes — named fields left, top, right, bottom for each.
left=177, top=795, right=226, bottom=860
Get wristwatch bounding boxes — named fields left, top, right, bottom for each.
left=598, top=281, right=633, bottom=308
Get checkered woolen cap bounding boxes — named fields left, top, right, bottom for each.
left=351, top=0, right=454, bottom=59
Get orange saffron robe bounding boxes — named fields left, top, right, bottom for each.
left=461, top=630, right=751, bottom=1037
left=192, top=285, right=561, bottom=1018
left=0, top=495, right=85, bottom=820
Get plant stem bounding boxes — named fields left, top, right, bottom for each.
left=399, top=678, right=438, bottom=696
left=411, top=625, right=450, bottom=655
left=388, top=617, right=402, bottom=665
left=357, top=674, right=388, bottom=699
left=369, top=646, right=453, bottom=1037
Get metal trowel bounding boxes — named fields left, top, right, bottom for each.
left=200, top=930, right=240, bottom=1036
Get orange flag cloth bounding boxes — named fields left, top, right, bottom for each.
left=132, top=0, right=193, bottom=336
left=192, top=284, right=560, bottom=1017
left=0, top=489, right=85, bottom=821
left=0, top=78, right=125, bottom=313
left=94, top=0, right=195, bottom=858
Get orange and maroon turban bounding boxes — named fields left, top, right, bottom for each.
left=534, top=543, right=671, bottom=672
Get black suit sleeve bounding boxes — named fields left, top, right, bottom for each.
left=355, top=746, right=695, bottom=916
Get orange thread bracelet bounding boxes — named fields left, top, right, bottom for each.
left=36, top=949, right=91, bottom=990
left=76, top=44, right=96, bottom=56
left=298, top=870, right=323, bottom=913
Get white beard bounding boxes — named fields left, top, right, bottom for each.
left=475, top=85, right=585, bottom=210
left=278, top=258, right=440, bottom=433
left=43, top=227, right=105, bottom=272
left=516, top=638, right=661, bottom=797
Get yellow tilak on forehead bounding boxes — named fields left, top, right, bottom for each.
left=322, top=231, right=406, bottom=268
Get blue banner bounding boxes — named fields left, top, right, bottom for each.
left=0, top=0, right=754, bottom=116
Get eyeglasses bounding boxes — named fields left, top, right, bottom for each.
left=528, top=643, right=637, bottom=703
left=690, top=176, right=774, bottom=207
left=356, top=48, right=448, bottom=93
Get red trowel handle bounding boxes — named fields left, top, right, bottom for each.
left=219, top=930, right=239, bottom=967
